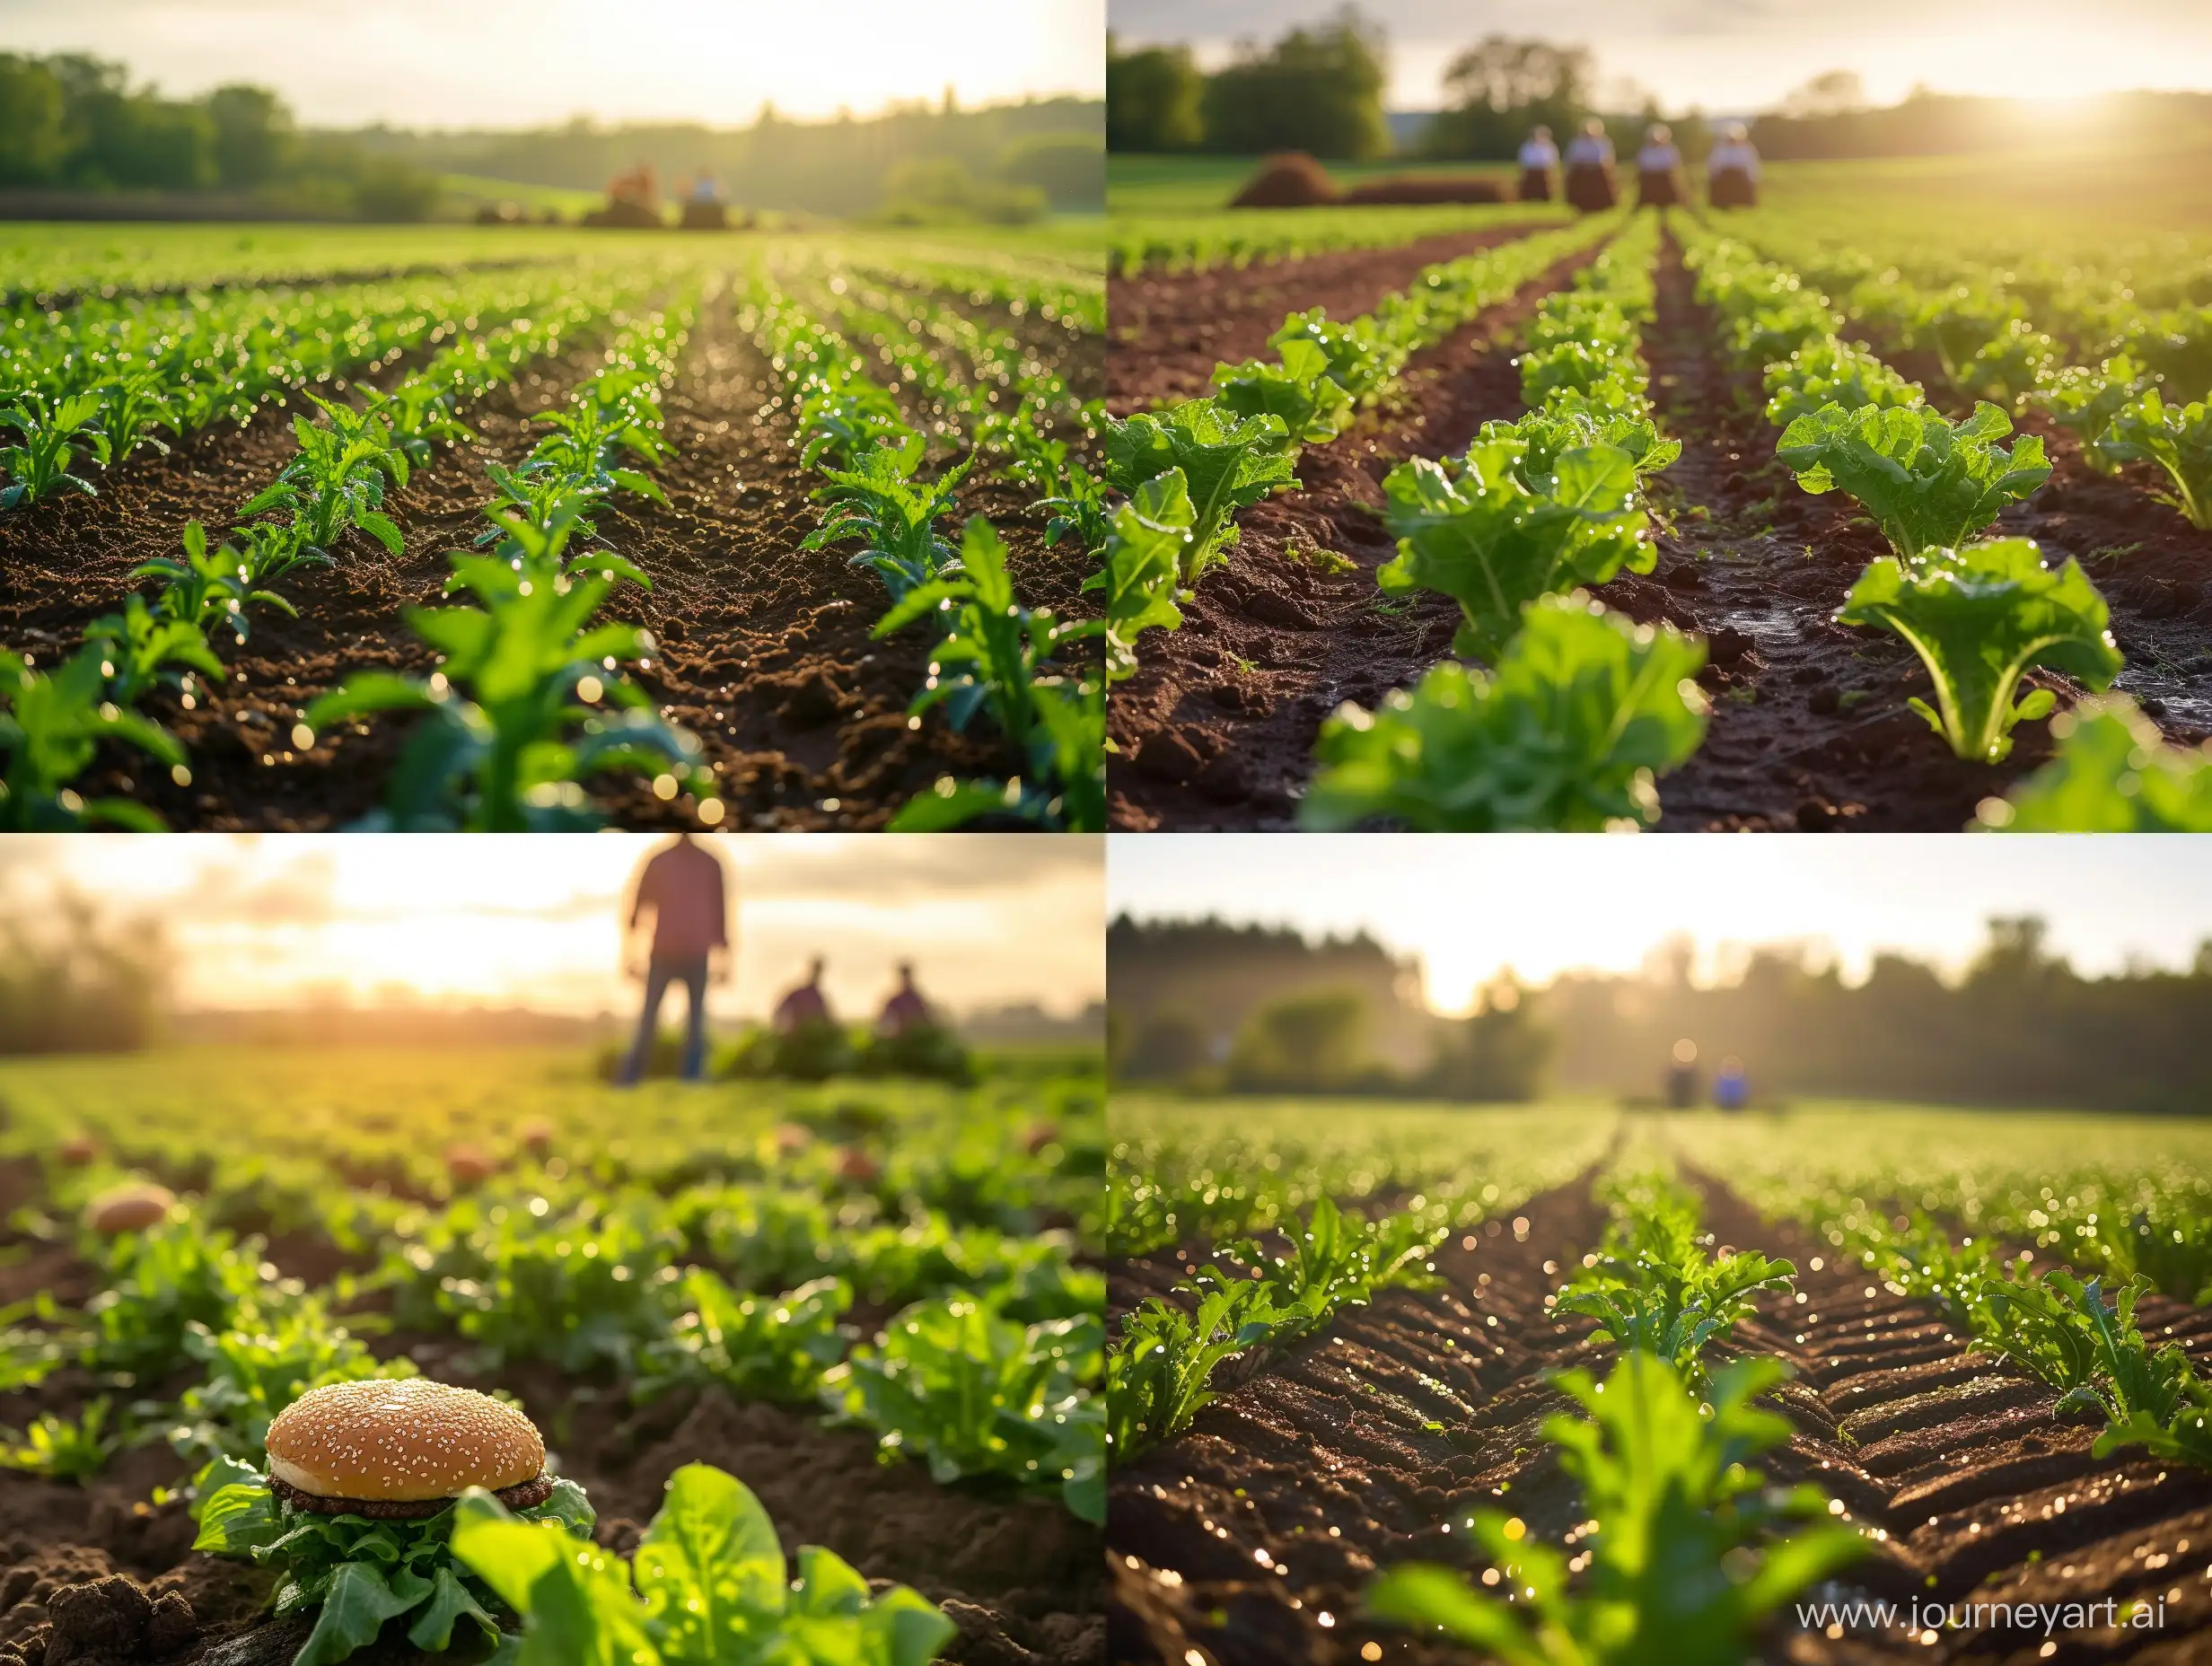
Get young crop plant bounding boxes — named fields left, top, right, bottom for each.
left=2094, top=388, right=2212, bottom=530
left=1103, top=400, right=1298, bottom=585
left=130, top=521, right=300, bottom=647
left=1554, top=1179, right=1796, bottom=1381
left=83, top=595, right=224, bottom=706
left=636, top=1271, right=851, bottom=1406
left=241, top=393, right=408, bottom=561
left=1365, top=1354, right=1865, bottom=1666
left=1211, top=337, right=1356, bottom=446
left=1374, top=435, right=1655, bottom=661
left=1107, top=1280, right=1293, bottom=1460
left=1834, top=538, right=2121, bottom=765
left=1977, top=695, right=2212, bottom=831
left=798, top=380, right=916, bottom=469
left=1267, top=306, right=1413, bottom=405
left=300, top=554, right=709, bottom=832
left=171, top=1305, right=419, bottom=1471
left=0, top=1398, right=121, bottom=1482
left=363, top=381, right=473, bottom=471
left=99, top=365, right=181, bottom=462
left=2035, top=355, right=2148, bottom=469
left=387, top=1200, right=683, bottom=1374
left=0, top=647, right=185, bottom=831
left=1761, top=340, right=1924, bottom=430
left=1224, top=1193, right=1444, bottom=1330
left=0, top=389, right=110, bottom=507
left=1301, top=594, right=1708, bottom=832
left=452, top=1460, right=954, bottom=1666
left=1088, top=469, right=1190, bottom=682
left=874, top=518, right=1102, bottom=817
left=802, top=434, right=974, bottom=602
left=1492, top=411, right=1680, bottom=498
left=1775, top=400, right=2052, bottom=560
left=822, top=1294, right=1103, bottom=1524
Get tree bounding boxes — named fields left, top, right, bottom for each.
left=206, top=83, right=294, bottom=189
left=1227, top=990, right=1372, bottom=1092
left=1435, top=978, right=1553, bottom=1101
left=1107, top=38, right=1205, bottom=153
left=1200, top=7, right=1391, bottom=161
left=1425, top=36, right=1590, bottom=160
left=0, top=55, right=69, bottom=186
left=1781, top=70, right=1867, bottom=119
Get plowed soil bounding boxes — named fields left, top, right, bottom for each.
left=1105, top=240, right=1602, bottom=829
left=0, top=1217, right=1099, bottom=1665
left=1102, top=218, right=2212, bottom=831
left=0, top=279, right=1100, bottom=830
left=1106, top=1165, right=2212, bottom=1665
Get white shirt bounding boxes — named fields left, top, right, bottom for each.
left=1708, top=141, right=1760, bottom=179
left=1565, top=134, right=1612, bottom=166
left=1518, top=138, right=1559, bottom=169
left=1637, top=143, right=1681, bottom=171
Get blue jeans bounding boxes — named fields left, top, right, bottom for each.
left=620, top=955, right=709, bottom=1083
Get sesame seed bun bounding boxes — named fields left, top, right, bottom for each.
left=266, top=1380, right=544, bottom=1503
left=84, top=1184, right=175, bottom=1234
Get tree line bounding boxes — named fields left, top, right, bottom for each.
left=0, top=52, right=440, bottom=218
left=1110, top=13, right=2212, bottom=166
left=1110, top=915, right=2212, bottom=1117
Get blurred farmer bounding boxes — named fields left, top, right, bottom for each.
left=775, top=957, right=834, bottom=1031
left=1707, top=122, right=1760, bottom=209
left=688, top=169, right=723, bottom=205
left=1636, top=124, right=1686, bottom=208
left=1666, top=1038, right=1700, bottom=1109
left=1516, top=126, right=1559, bottom=203
left=876, top=961, right=934, bottom=1037
left=618, top=833, right=731, bottom=1084
left=1715, top=1056, right=1750, bottom=1111
left=1564, top=118, right=1617, bottom=212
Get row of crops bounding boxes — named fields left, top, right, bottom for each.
left=1105, top=1101, right=2212, bottom=1660
left=0, top=1048, right=1103, bottom=1662
left=1679, top=212, right=2212, bottom=829
left=1, top=232, right=1109, bottom=830
left=1107, top=197, right=2212, bottom=829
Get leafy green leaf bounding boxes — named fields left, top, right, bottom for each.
left=1835, top=538, right=2120, bottom=764
left=1302, top=594, right=1707, bottom=831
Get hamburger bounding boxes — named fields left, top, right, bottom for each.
left=194, top=1379, right=594, bottom=1663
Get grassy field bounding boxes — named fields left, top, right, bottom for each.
left=0, top=215, right=1108, bottom=294
left=0, top=1043, right=1103, bottom=1215
left=1112, top=141, right=2212, bottom=235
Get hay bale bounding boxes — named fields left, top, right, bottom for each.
left=1230, top=153, right=1339, bottom=208
left=1339, top=174, right=1508, bottom=206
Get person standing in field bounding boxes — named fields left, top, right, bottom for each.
left=1707, top=122, right=1760, bottom=209
left=1563, top=118, right=1616, bottom=213
left=1516, top=126, right=1559, bottom=203
left=617, top=833, right=732, bottom=1084
left=876, top=961, right=935, bottom=1037
left=1636, top=123, right=1686, bottom=208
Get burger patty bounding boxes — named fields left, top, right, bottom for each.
left=270, top=1471, right=555, bottom=1520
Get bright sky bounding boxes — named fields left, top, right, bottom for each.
left=0, top=835, right=1103, bottom=1021
left=1109, top=0, right=2212, bottom=113
left=0, top=0, right=1107, bottom=127
left=1108, top=836, right=2212, bottom=1015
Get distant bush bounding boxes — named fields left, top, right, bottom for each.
left=874, top=156, right=1046, bottom=225
left=997, top=132, right=1103, bottom=212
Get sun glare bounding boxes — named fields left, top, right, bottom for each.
left=7, top=837, right=1102, bottom=1020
